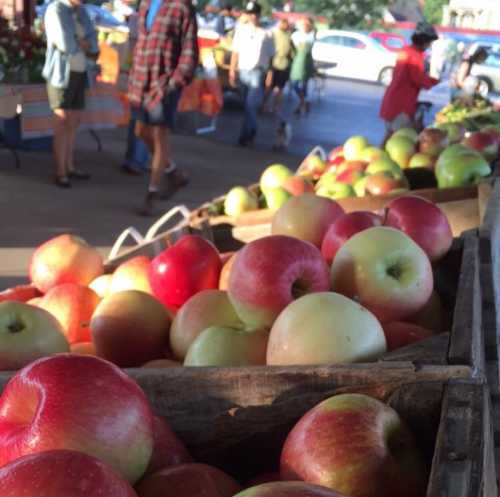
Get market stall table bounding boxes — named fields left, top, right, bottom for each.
left=0, top=81, right=125, bottom=158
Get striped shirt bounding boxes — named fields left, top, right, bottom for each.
left=128, top=0, right=199, bottom=110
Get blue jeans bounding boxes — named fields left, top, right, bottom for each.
left=239, top=68, right=265, bottom=143
left=123, top=117, right=150, bottom=171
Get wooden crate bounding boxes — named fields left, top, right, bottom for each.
left=0, top=366, right=491, bottom=496
left=190, top=181, right=493, bottom=244
left=476, top=179, right=500, bottom=482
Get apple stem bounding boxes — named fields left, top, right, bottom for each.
left=291, top=279, right=309, bottom=300
left=387, top=265, right=402, bottom=280
left=8, top=321, right=24, bottom=333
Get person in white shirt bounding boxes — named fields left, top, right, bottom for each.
left=229, top=1, right=274, bottom=146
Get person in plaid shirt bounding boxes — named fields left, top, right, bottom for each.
left=128, top=0, right=198, bottom=216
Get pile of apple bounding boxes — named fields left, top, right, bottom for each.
left=222, top=123, right=499, bottom=217
left=0, top=190, right=452, bottom=371
left=0, top=353, right=427, bottom=497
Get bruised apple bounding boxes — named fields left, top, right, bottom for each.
left=382, top=322, right=433, bottom=351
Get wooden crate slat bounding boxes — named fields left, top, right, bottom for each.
left=426, top=380, right=494, bottom=497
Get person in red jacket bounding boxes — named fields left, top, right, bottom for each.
left=380, top=22, right=439, bottom=145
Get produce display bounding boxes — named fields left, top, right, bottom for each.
left=0, top=189, right=455, bottom=371
left=435, top=94, right=500, bottom=131
left=214, top=122, right=498, bottom=219
left=0, top=353, right=428, bottom=497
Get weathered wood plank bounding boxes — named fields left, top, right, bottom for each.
left=427, top=380, right=494, bottom=497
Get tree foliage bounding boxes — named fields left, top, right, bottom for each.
left=422, top=0, right=447, bottom=25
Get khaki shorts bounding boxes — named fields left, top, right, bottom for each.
left=47, top=71, right=86, bottom=111
left=384, top=113, right=413, bottom=133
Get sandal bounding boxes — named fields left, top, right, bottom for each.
left=68, top=169, right=91, bottom=180
left=54, top=176, right=71, bottom=188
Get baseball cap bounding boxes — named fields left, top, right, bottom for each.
left=245, top=1, right=262, bottom=15
left=413, top=21, right=438, bottom=42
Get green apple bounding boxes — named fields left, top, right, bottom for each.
left=316, top=182, right=355, bottom=199
left=224, top=187, right=259, bottom=217
left=408, top=153, right=434, bottom=169
left=385, top=135, right=416, bottom=168
left=435, top=122, right=465, bottom=144
left=183, top=326, right=269, bottom=366
left=0, top=301, right=70, bottom=370
left=264, top=187, right=292, bottom=211
left=331, top=227, right=434, bottom=323
left=359, top=146, right=389, bottom=163
left=260, top=164, right=294, bottom=193
left=343, top=135, right=369, bottom=161
left=170, top=289, right=243, bottom=360
left=315, top=172, right=337, bottom=189
left=354, top=176, right=368, bottom=197
left=365, top=157, right=403, bottom=180
left=435, top=152, right=491, bottom=188
left=437, top=143, right=473, bottom=164
left=392, top=127, right=419, bottom=143
left=267, top=292, right=386, bottom=365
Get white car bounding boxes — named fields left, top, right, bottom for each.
left=312, top=30, right=398, bottom=85
left=468, top=42, right=500, bottom=96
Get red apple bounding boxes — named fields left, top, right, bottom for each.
left=271, top=193, right=345, bottom=248
left=418, top=128, right=448, bottom=157
left=335, top=169, right=365, bottom=186
left=236, top=482, right=346, bottom=497
left=481, top=125, right=500, bottom=146
left=266, top=292, right=386, bottom=365
left=135, top=463, right=241, bottom=497
left=170, top=289, right=242, bottom=361
left=327, top=146, right=344, bottom=164
left=462, top=131, right=499, bottom=162
left=384, top=195, right=453, bottom=263
left=149, top=235, right=222, bottom=310
left=38, top=283, right=100, bottom=344
left=0, top=301, right=69, bottom=370
left=382, top=321, right=433, bottom=351
left=335, top=160, right=368, bottom=176
left=109, top=256, right=153, bottom=295
left=0, top=284, right=41, bottom=303
left=321, top=211, right=383, bottom=265
left=280, top=393, right=426, bottom=497
left=29, top=234, right=104, bottom=293
left=228, top=235, right=330, bottom=328
left=331, top=227, right=433, bottom=323
left=91, top=290, right=172, bottom=367
left=0, top=450, right=138, bottom=497
left=364, top=172, right=408, bottom=196
left=282, top=176, right=315, bottom=196
left=145, top=415, right=192, bottom=476
left=0, top=354, right=154, bottom=484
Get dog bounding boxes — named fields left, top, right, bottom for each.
left=273, top=119, right=293, bottom=152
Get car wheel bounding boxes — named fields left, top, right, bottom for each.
left=378, top=67, right=394, bottom=86
left=477, top=77, right=492, bottom=98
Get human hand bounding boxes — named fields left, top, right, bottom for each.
left=229, top=69, right=237, bottom=87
